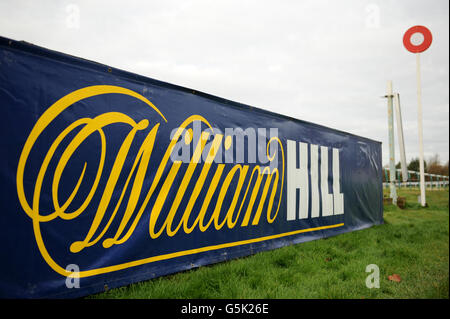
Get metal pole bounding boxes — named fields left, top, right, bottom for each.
left=416, top=53, right=426, bottom=206
left=394, top=93, right=408, bottom=182
left=386, top=81, right=397, bottom=204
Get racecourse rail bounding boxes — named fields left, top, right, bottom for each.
left=382, top=168, right=449, bottom=189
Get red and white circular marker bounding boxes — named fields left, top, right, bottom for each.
left=403, top=25, right=432, bottom=53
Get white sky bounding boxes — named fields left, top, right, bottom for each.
left=1, top=0, right=448, bottom=166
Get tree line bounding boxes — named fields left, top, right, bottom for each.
left=395, top=154, right=449, bottom=176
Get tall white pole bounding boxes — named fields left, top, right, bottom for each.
left=416, top=53, right=426, bottom=206
left=386, top=81, right=397, bottom=204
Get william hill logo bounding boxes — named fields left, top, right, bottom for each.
left=16, top=85, right=344, bottom=277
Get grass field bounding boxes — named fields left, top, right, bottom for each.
left=89, top=188, right=449, bottom=299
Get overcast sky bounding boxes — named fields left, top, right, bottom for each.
left=1, top=0, right=448, bottom=166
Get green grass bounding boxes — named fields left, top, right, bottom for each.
left=89, top=188, right=449, bottom=299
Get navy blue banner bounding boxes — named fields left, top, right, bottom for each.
left=0, top=36, right=383, bottom=298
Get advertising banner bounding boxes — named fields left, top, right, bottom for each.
left=0, top=36, right=383, bottom=298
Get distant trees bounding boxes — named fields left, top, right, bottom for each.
left=426, top=154, right=449, bottom=176
left=407, top=158, right=426, bottom=172
left=405, top=154, right=448, bottom=176
left=385, top=154, right=448, bottom=177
